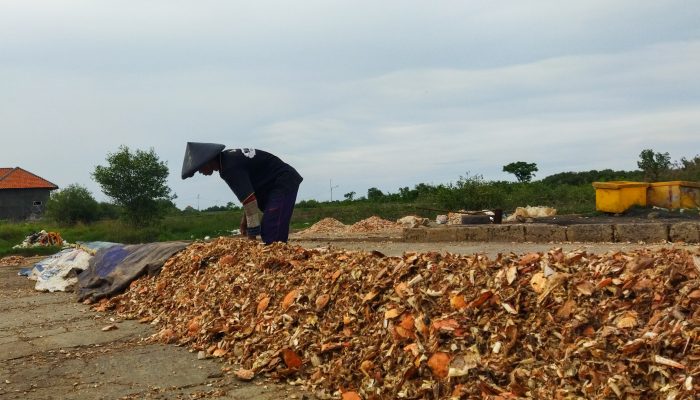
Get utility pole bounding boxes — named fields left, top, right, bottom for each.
left=197, top=194, right=200, bottom=211
left=330, top=179, right=339, bottom=202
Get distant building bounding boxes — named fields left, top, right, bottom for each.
left=0, top=167, right=59, bottom=220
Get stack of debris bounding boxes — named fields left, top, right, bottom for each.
left=104, top=238, right=700, bottom=399
left=504, top=206, right=557, bottom=223
left=0, top=255, right=26, bottom=266
left=446, top=210, right=497, bottom=225
left=396, top=215, right=430, bottom=228
left=12, top=230, right=66, bottom=248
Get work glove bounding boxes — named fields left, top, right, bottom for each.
left=243, top=195, right=262, bottom=239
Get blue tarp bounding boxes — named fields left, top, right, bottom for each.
left=19, top=242, right=121, bottom=292
left=77, top=241, right=189, bottom=302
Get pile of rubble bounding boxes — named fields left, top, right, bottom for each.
left=396, top=215, right=429, bottom=228
left=12, top=230, right=66, bottom=248
left=0, top=255, right=26, bottom=266
left=504, top=206, right=557, bottom=223
left=104, top=238, right=700, bottom=399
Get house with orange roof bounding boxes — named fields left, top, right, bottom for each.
left=0, top=167, right=59, bottom=220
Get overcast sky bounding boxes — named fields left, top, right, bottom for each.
left=2, top=1, right=699, bottom=209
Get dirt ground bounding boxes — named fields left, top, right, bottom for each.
left=0, top=256, right=309, bottom=400
left=2, top=239, right=699, bottom=399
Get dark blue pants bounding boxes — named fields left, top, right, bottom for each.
left=260, top=186, right=299, bottom=244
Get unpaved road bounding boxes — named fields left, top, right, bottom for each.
left=1, top=240, right=698, bottom=399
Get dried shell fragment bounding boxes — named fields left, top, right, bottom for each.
left=394, top=282, right=409, bottom=298
left=234, top=368, right=255, bottom=381
left=469, top=290, right=493, bottom=308
left=616, top=312, right=638, bottom=329
left=187, top=317, right=201, bottom=335
left=212, top=348, right=227, bottom=357
left=363, top=290, right=379, bottom=303
left=219, top=254, right=236, bottom=267
left=427, top=352, right=451, bottom=379
left=502, top=302, right=518, bottom=315
left=506, top=265, right=518, bottom=285
left=157, top=328, right=178, bottom=344
left=257, top=296, right=270, bottom=315
left=530, top=272, right=547, bottom=293
left=448, top=347, right=480, bottom=377
left=450, top=295, right=468, bottom=310
left=554, top=299, right=575, bottom=319
left=519, top=253, right=541, bottom=265
left=341, top=391, right=362, bottom=400
left=281, top=289, right=299, bottom=310
left=654, top=355, right=686, bottom=369
left=432, top=318, right=460, bottom=332
left=315, top=294, right=330, bottom=311
left=281, top=348, right=303, bottom=369
left=575, top=281, right=595, bottom=296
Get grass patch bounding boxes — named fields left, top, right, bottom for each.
left=0, top=246, right=62, bottom=258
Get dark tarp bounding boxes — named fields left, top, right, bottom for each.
left=77, top=241, right=189, bottom=302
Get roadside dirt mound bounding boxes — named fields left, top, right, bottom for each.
left=104, top=237, right=700, bottom=399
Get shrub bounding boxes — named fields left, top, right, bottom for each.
left=92, top=146, right=173, bottom=226
left=45, top=184, right=99, bottom=225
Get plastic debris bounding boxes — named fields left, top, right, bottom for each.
left=13, top=230, right=68, bottom=248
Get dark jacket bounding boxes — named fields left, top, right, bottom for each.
left=219, top=148, right=302, bottom=208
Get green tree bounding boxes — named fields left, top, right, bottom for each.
left=344, top=191, right=356, bottom=201
left=637, top=149, right=671, bottom=181
left=97, top=201, right=122, bottom=220
left=398, top=186, right=417, bottom=201
left=367, top=187, right=384, bottom=201
left=225, top=202, right=239, bottom=210
left=156, top=198, right=180, bottom=215
left=45, top=184, right=99, bottom=225
left=203, top=205, right=228, bottom=212
left=502, top=161, right=538, bottom=183
left=674, top=155, right=700, bottom=181
left=92, top=146, right=173, bottom=226
left=297, top=199, right=320, bottom=208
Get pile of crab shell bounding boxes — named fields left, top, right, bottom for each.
left=102, top=237, right=700, bottom=399
left=0, top=255, right=27, bottom=266
left=345, top=216, right=401, bottom=234
left=297, top=218, right=349, bottom=235
left=297, top=216, right=401, bottom=238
